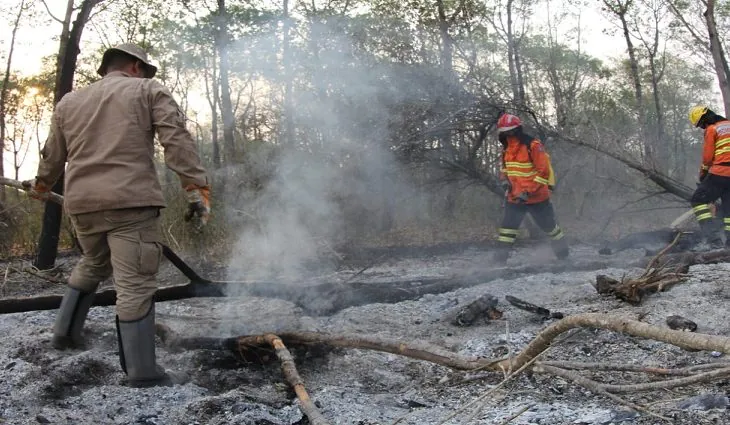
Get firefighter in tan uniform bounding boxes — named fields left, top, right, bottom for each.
left=25, top=44, right=210, bottom=387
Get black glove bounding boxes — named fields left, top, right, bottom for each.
left=517, top=192, right=529, bottom=203
left=500, top=180, right=511, bottom=193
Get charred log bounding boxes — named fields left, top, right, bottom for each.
left=505, top=295, right=563, bottom=319
left=598, top=228, right=702, bottom=255
left=0, top=281, right=224, bottom=315
left=447, top=294, right=502, bottom=326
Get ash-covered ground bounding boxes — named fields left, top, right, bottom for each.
left=1, top=242, right=730, bottom=425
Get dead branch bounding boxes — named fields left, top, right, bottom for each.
left=158, top=313, right=730, bottom=377
left=506, top=313, right=730, bottom=372
left=156, top=327, right=492, bottom=371
left=534, top=364, right=671, bottom=422
left=597, top=234, right=689, bottom=304
left=0, top=177, right=64, bottom=205
left=537, top=362, right=730, bottom=393
left=505, top=295, right=563, bottom=319
left=262, top=334, right=330, bottom=425
left=641, top=248, right=730, bottom=268
left=539, top=361, right=730, bottom=376
left=21, top=266, right=66, bottom=284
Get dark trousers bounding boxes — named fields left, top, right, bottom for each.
left=691, top=174, right=730, bottom=244
left=496, top=200, right=568, bottom=259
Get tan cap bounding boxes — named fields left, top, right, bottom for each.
left=97, top=43, right=158, bottom=78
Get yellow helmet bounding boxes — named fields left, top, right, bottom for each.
left=689, top=105, right=708, bottom=127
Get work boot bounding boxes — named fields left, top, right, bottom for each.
left=709, top=237, right=725, bottom=250
left=492, top=247, right=510, bottom=264
left=116, top=306, right=188, bottom=388
left=52, top=287, right=96, bottom=350
left=698, top=219, right=724, bottom=250
left=551, top=238, right=569, bottom=260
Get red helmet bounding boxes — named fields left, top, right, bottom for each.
left=497, top=114, right=522, bottom=133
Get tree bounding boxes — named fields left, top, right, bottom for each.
left=0, top=0, right=28, bottom=201
left=34, top=0, right=105, bottom=270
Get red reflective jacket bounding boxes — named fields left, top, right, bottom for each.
left=500, top=136, right=551, bottom=204
left=702, top=119, right=730, bottom=178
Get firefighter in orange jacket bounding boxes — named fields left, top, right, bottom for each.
left=688, top=105, right=730, bottom=249
left=493, top=113, right=568, bottom=263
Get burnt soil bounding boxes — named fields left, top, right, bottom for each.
left=1, top=241, right=730, bottom=424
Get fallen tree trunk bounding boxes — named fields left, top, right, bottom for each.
left=542, top=129, right=695, bottom=201
left=0, top=281, right=224, bottom=314
left=640, top=248, right=730, bottom=268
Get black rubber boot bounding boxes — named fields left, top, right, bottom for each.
left=492, top=247, right=510, bottom=264
left=551, top=238, right=569, bottom=260
left=116, top=306, right=188, bottom=388
left=52, top=287, right=96, bottom=350
left=699, top=219, right=724, bottom=250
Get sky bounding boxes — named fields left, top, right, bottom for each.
left=0, top=0, right=627, bottom=180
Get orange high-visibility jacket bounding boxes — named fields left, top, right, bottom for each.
left=500, top=136, right=551, bottom=204
left=702, top=119, right=730, bottom=178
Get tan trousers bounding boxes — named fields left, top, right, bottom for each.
left=68, top=207, right=162, bottom=321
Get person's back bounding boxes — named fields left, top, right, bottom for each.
left=58, top=74, right=166, bottom=214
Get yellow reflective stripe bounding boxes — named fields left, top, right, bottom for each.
left=505, top=171, right=537, bottom=177
left=715, top=147, right=730, bottom=155
left=498, top=236, right=516, bottom=243
left=534, top=176, right=550, bottom=185
left=551, top=232, right=565, bottom=240
left=693, top=204, right=711, bottom=213
left=725, top=225, right=730, bottom=231
left=498, top=228, right=520, bottom=235
left=724, top=218, right=730, bottom=223
left=548, top=227, right=565, bottom=240
left=504, top=162, right=533, bottom=168
left=716, top=138, right=730, bottom=148
left=696, top=212, right=713, bottom=221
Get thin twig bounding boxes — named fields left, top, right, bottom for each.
left=536, top=364, right=671, bottom=422
left=435, top=347, right=549, bottom=425
left=498, top=404, right=532, bottom=425
left=643, top=232, right=682, bottom=276
left=540, top=360, right=730, bottom=376
left=343, top=254, right=387, bottom=284
left=22, top=266, right=66, bottom=284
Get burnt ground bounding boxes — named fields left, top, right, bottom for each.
left=1, top=240, right=730, bottom=424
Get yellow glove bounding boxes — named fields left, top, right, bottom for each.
left=21, top=179, right=51, bottom=201
left=184, top=185, right=211, bottom=226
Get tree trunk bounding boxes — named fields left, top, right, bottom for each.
left=203, top=52, right=221, bottom=168
left=436, top=0, right=453, bottom=73
left=216, top=0, right=237, bottom=163
left=704, top=0, right=730, bottom=116
left=0, top=0, right=26, bottom=202
left=505, top=0, right=522, bottom=104
left=281, top=0, right=295, bottom=147
left=648, top=55, right=667, bottom=172
left=35, top=0, right=102, bottom=270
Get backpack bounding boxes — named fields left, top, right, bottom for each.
left=526, top=143, right=556, bottom=190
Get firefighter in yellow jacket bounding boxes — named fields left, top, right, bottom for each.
left=689, top=105, right=730, bottom=249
